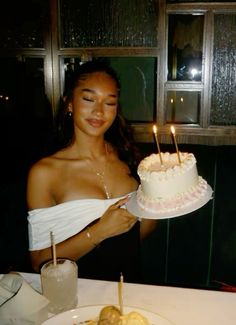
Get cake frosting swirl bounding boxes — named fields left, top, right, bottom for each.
left=137, top=152, right=209, bottom=214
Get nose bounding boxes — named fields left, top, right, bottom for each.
left=93, top=100, right=104, bottom=116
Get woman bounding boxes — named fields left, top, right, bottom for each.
left=27, top=60, right=157, bottom=282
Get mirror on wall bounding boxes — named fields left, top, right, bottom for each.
left=168, top=14, right=204, bottom=82
left=165, top=90, right=201, bottom=124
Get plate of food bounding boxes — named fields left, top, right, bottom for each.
left=42, top=304, right=174, bottom=325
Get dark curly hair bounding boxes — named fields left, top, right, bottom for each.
left=53, top=60, right=141, bottom=179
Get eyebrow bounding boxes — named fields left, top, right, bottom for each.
left=82, top=88, right=117, bottom=98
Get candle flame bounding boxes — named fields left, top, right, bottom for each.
left=170, top=125, right=175, bottom=135
left=153, top=124, right=163, bottom=165
left=153, top=124, right=157, bottom=134
left=170, top=125, right=181, bottom=164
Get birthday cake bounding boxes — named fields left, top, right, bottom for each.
left=137, top=152, right=211, bottom=214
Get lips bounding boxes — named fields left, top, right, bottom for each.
left=87, top=118, right=105, bottom=128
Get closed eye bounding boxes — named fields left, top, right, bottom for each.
left=83, top=97, right=94, bottom=102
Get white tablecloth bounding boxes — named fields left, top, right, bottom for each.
left=19, top=272, right=236, bottom=325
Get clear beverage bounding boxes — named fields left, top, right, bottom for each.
left=41, top=258, right=78, bottom=314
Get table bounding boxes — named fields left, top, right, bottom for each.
left=19, top=272, right=236, bottom=325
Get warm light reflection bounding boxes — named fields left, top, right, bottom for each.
left=0, top=94, right=10, bottom=101
left=153, top=124, right=157, bottom=134
left=190, top=68, right=198, bottom=78
left=170, top=125, right=175, bottom=135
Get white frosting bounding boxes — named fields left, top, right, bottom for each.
left=137, top=152, right=209, bottom=213
left=138, top=152, right=198, bottom=199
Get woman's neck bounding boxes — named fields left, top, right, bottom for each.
left=69, top=138, right=108, bottom=160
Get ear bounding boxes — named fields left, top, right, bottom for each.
left=66, top=102, right=73, bottom=117
left=67, top=103, right=73, bottom=113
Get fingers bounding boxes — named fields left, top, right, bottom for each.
left=126, top=216, right=138, bottom=232
left=106, top=197, right=138, bottom=233
left=129, top=217, right=137, bottom=227
left=113, top=196, right=129, bottom=209
left=112, top=198, right=138, bottom=222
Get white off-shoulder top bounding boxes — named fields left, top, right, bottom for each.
left=27, top=195, right=131, bottom=251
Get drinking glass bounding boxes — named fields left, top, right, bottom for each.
left=40, top=258, right=78, bottom=314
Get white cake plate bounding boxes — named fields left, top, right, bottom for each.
left=126, top=184, right=213, bottom=220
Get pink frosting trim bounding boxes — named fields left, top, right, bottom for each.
left=137, top=177, right=208, bottom=214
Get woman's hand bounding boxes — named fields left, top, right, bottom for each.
left=94, top=197, right=138, bottom=241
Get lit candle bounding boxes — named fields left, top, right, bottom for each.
left=153, top=125, right=163, bottom=165
left=170, top=125, right=181, bottom=164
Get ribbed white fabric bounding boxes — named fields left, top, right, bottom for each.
left=27, top=195, right=129, bottom=251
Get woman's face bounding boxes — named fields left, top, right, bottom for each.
left=70, top=71, right=118, bottom=138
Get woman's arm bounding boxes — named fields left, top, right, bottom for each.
left=140, top=219, right=158, bottom=241
left=29, top=224, right=103, bottom=272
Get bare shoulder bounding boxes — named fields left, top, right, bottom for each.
left=29, top=146, right=71, bottom=175
left=28, top=155, right=59, bottom=181
left=27, top=151, right=67, bottom=209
